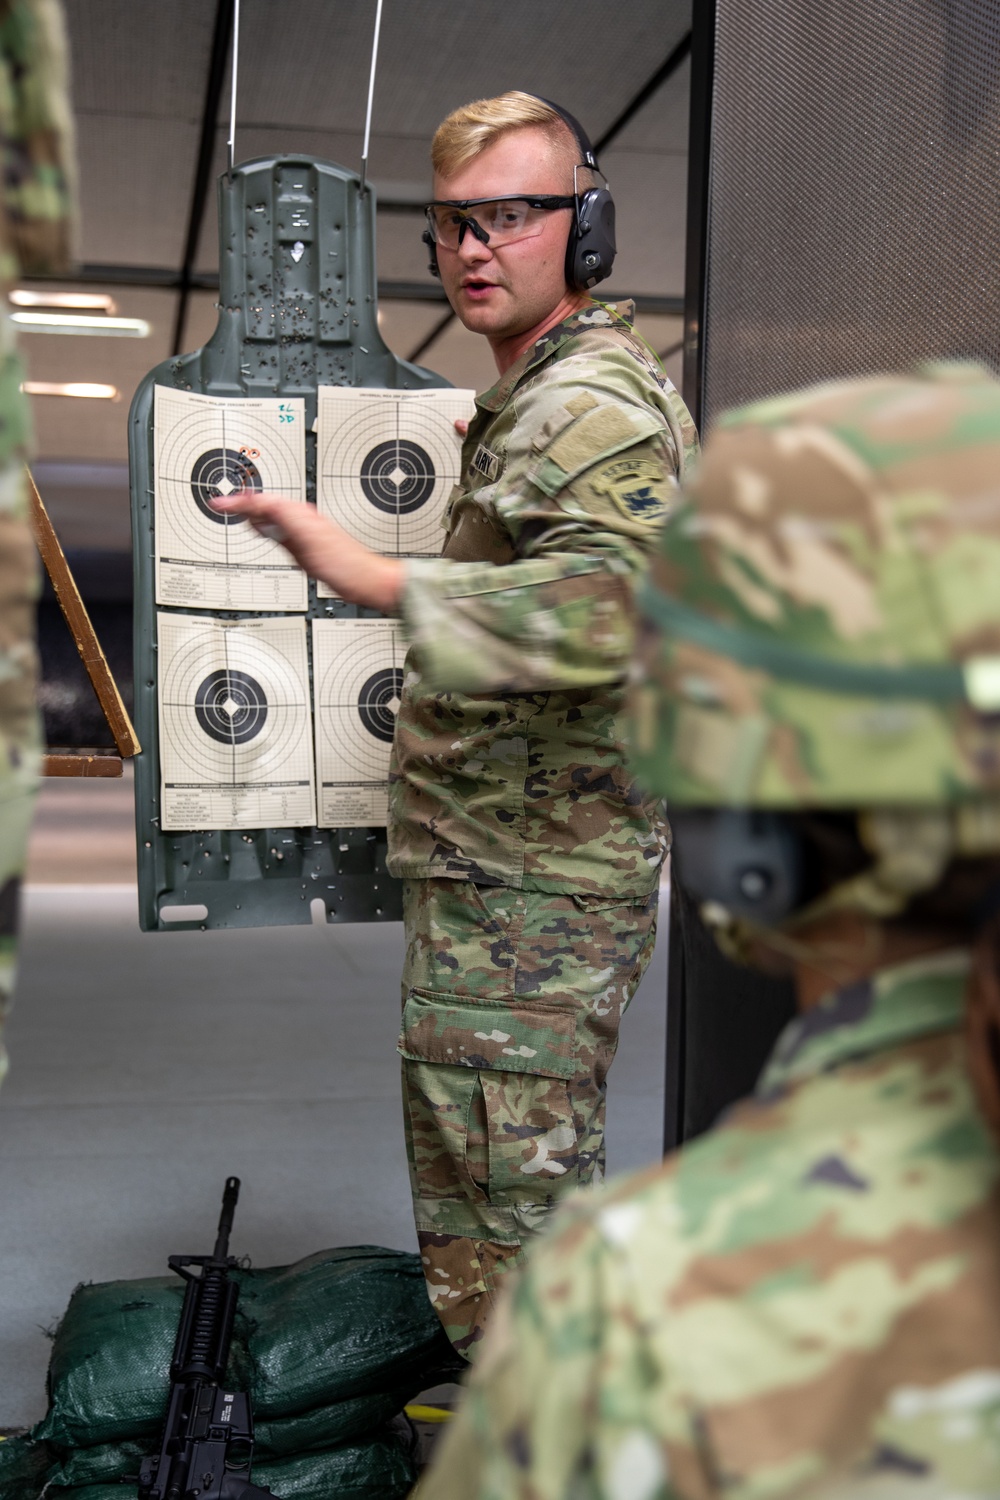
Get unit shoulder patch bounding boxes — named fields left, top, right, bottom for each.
left=592, top=457, right=672, bottom=524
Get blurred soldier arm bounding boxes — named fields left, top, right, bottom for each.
left=0, top=0, right=75, bottom=280
left=0, top=0, right=75, bottom=1092
left=423, top=1176, right=691, bottom=1500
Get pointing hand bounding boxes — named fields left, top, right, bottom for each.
left=209, top=491, right=404, bottom=613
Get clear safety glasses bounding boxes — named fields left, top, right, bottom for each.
left=424, top=195, right=577, bottom=251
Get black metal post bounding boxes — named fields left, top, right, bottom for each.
left=682, top=0, right=717, bottom=430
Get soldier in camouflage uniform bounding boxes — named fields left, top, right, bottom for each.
left=421, top=365, right=1000, bottom=1496
left=0, top=0, right=74, bottom=1090
left=214, top=92, right=698, bottom=1353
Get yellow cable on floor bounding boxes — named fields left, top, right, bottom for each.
left=404, top=1403, right=455, bottom=1423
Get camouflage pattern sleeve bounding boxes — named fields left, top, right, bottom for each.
left=402, top=418, right=681, bottom=697
left=0, top=0, right=75, bottom=1090
left=0, top=0, right=75, bottom=283
left=423, top=1174, right=688, bottom=1500
left=424, top=958, right=1000, bottom=1500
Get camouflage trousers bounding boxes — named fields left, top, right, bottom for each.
left=397, top=876, right=657, bottom=1355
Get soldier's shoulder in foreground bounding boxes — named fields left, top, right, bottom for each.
left=430, top=1012, right=1000, bottom=1499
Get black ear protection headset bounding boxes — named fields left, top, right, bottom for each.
left=669, top=810, right=806, bottom=927
left=422, top=96, right=616, bottom=291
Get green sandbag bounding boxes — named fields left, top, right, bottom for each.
left=250, top=1433, right=417, bottom=1500
left=0, top=1431, right=53, bottom=1500
left=43, top=1438, right=145, bottom=1489
left=51, top=1384, right=415, bottom=1485
left=254, top=1385, right=411, bottom=1455
left=44, top=1428, right=416, bottom=1500
left=35, top=1277, right=254, bottom=1450
left=241, top=1247, right=456, bottom=1418
left=38, top=1247, right=458, bottom=1453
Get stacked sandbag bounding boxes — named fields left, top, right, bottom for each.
left=0, top=1246, right=462, bottom=1500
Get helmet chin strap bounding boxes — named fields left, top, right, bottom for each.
left=698, top=806, right=1000, bottom=974
left=699, top=900, right=882, bottom=982
left=793, top=809, right=955, bottom=925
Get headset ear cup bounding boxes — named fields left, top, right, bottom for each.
left=422, top=228, right=440, bottom=278
left=567, top=188, right=617, bottom=289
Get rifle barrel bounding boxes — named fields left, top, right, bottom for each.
left=213, top=1176, right=240, bottom=1260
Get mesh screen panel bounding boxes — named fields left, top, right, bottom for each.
left=702, top=1, right=1000, bottom=426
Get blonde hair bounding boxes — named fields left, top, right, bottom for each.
left=431, top=91, right=599, bottom=189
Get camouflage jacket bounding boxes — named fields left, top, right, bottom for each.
left=387, top=301, right=699, bottom=894
left=425, top=950, right=1000, bottom=1499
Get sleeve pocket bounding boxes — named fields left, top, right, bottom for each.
left=398, top=988, right=576, bottom=1079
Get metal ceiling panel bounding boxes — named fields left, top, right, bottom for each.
left=66, top=0, right=215, bottom=120
left=611, top=57, right=691, bottom=152
left=230, top=0, right=690, bottom=142
left=76, top=116, right=200, bottom=267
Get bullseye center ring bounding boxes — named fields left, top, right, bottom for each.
left=359, top=440, right=435, bottom=515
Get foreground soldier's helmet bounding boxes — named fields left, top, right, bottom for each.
left=631, top=365, right=1000, bottom=929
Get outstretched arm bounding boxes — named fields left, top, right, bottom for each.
left=209, top=491, right=404, bottom=613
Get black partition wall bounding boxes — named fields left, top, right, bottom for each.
left=667, top=0, right=1000, bottom=1148
left=685, top=0, right=1000, bottom=430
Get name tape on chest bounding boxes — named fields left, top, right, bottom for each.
left=592, top=457, right=672, bottom=524
left=470, top=443, right=502, bottom=483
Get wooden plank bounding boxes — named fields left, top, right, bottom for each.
left=43, top=752, right=124, bottom=778
left=26, top=466, right=140, bottom=759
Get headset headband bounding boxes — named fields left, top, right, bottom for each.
left=531, top=95, right=602, bottom=175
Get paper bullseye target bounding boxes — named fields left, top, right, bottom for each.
left=312, top=617, right=407, bottom=826
left=158, top=613, right=316, bottom=830
left=154, top=388, right=307, bottom=612
left=357, top=666, right=404, bottom=744
left=360, top=438, right=437, bottom=515
left=190, top=447, right=263, bottom=524
left=194, top=668, right=269, bottom=745
left=316, top=386, right=475, bottom=566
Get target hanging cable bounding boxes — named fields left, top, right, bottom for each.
left=227, top=0, right=240, bottom=176
left=358, top=0, right=384, bottom=198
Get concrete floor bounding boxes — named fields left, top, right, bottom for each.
left=1, top=771, right=668, bottom=1428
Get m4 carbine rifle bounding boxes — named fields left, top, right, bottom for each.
left=138, top=1178, right=279, bottom=1500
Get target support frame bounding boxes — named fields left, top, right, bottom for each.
left=129, top=155, right=449, bottom=932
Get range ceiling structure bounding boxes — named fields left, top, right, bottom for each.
left=23, top=0, right=692, bottom=552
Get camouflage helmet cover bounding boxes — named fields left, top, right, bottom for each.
left=632, top=365, right=1000, bottom=808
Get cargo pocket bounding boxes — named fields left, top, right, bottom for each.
left=399, top=989, right=583, bottom=1213
left=398, top=988, right=577, bottom=1077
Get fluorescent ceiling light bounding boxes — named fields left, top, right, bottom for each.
left=22, top=381, right=119, bottom=399
left=11, top=289, right=118, bottom=313
left=10, top=311, right=149, bottom=337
